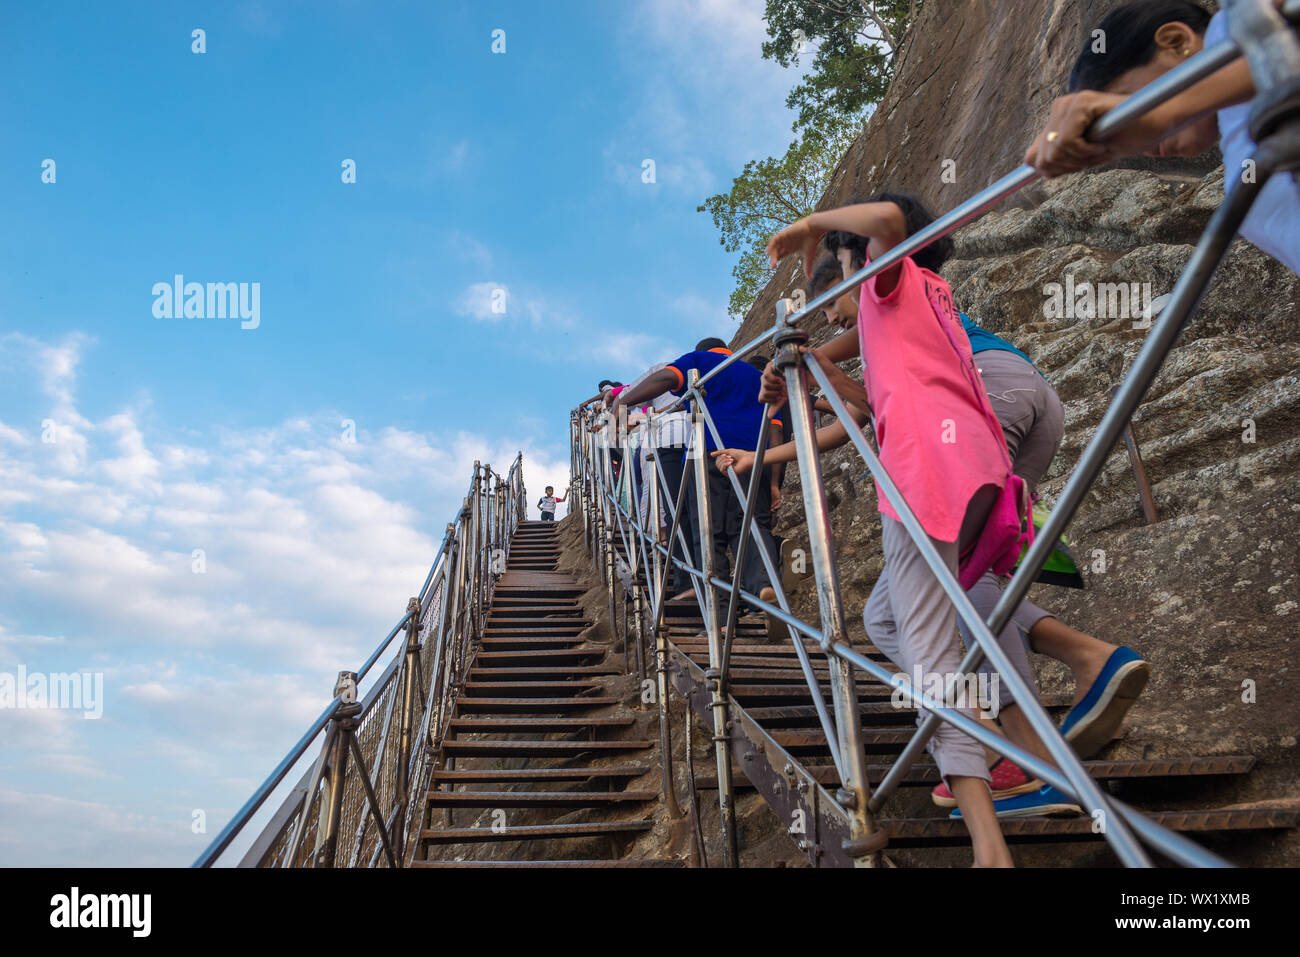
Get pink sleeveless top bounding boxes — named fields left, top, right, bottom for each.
left=857, top=256, right=1010, bottom=543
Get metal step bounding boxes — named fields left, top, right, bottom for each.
left=452, top=696, right=621, bottom=712
left=882, top=808, right=1300, bottom=848
left=480, top=629, right=587, bottom=640
left=420, top=820, right=654, bottom=845
left=479, top=636, right=587, bottom=650
left=425, top=790, right=658, bottom=808
left=744, top=697, right=1072, bottom=726
left=412, top=858, right=685, bottom=868
left=468, top=665, right=620, bottom=677
left=462, top=680, right=608, bottom=696
left=447, top=716, right=635, bottom=732
left=441, top=739, right=654, bottom=757
left=767, top=728, right=1123, bottom=756
left=695, top=755, right=1259, bottom=790
left=475, top=649, right=606, bottom=665
left=432, top=766, right=650, bottom=784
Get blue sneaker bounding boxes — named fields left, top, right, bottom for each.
left=950, top=784, right=1083, bottom=819
left=1060, top=646, right=1150, bottom=758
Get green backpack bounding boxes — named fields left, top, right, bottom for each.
left=1012, top=505, right=1085, bottom=589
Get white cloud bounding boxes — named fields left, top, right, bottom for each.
left=451, top=281, right=577, bottom=330
left=0, top=421, right=28, bottom=446
left=586, top=332, right=680, bottom=371
left=602, top=0, right=805, bottom=195
left=444, top=231, right=493, bottom=270
left=0, top=332, right=576, bottom=863
left=452, top=281, right=510, bottom=322
left=669, top=291, right=733, bottom=336
left=0, top=788, right=193, bottom=867
left=442, top=138, right=471, bottom=173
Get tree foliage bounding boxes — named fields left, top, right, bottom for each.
left=698, top=129, right=855, bottom=320
left=700, top=2, right=924, bottom=320
left=762, top=0, right=921, bottom=139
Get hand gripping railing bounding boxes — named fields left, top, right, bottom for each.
left=194, top=454, right=527, bottom=867
left=569, top=0, right=1299, bottom=867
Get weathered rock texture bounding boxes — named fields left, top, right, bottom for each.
left=729, top=0, right=1300, bottom=864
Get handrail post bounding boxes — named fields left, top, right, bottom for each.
left=624, top=424, right=648, bottom=685
left=601, top=429, right=619, bottom=651
left=391, top=596, right=421, bottom=854
left=774, top=302, right=884, bottom=866
left=644, top=425, right=685, bottom=819
left=313, top=670, right=360, bottom=867
left=688, top=370, right=741, bottom=867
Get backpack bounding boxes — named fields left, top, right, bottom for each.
left=926, top=294, right=1035, bottom=589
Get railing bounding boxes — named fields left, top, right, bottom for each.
left=569, top=0, right=1300, bottom=868
left=194, top=455, right=528, bottom=867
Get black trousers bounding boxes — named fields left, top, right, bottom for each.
left=687, top=458, right=776, bottom=603
left=653, top=446, right=696, bottom=595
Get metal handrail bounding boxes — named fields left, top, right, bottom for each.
left=568, top=0, right=1300, bottom=866
left=194, top=453, right=527, bottom=867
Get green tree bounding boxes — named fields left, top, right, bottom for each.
left=762, top=0, right=921, bottom=139
left=698, top=128, right=854, bottom=320
left=700, top=2, right=924, bottom=320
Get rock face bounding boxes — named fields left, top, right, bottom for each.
left=731, top=0, right=1300, bottom=864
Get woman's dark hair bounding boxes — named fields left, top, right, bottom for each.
left=1069, top=1, right=1212, bottom=92
left=806, top=255, right=845, bottom=297
left=598, top=379, right=622, bottom=390
left=825, top=192, right=953, bottom=274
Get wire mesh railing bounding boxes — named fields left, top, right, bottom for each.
left=570, top=0, right=1300, bottom=868
left=194, top=454, right=528, bottom=867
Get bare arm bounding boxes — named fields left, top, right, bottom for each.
left=611, top=369, right=677, bottom=415
left=766, top=203, right=909, bottom=292
left=1025, top=59, right=1255, bottom=176
left=713, top=400, right=871, bottom=475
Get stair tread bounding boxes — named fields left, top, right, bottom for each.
left=881, top=807, right=1300, bottom=846
left=420, top=820, right=654, bottom=843
left=443, top=739, right=654, bottom=751
left=425, top=790, right=658, bottom=806
left=454, top=696, right=621, bottom=710
left=412, top=858, right=685, bottom=868
left=448, top=716, right=635, bottom=728
left=432, top=766, right=649, bottom=782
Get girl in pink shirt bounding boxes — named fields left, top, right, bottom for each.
left=765, top=192, right=1017, bottom=867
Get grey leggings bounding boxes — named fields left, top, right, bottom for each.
left=958, top=350, right=1064, bottom=709
left=862, top=351, right=1066, bottom=778
left=865, top=504, right=999, bottom=783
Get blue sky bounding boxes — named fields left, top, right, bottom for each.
left=0, top=1, right=810, bottom=864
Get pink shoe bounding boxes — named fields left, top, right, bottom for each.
left=931, top=758, right=1041, bottom=808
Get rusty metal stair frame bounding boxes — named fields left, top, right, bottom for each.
left=663, top=635, right=1293, bottom=865
left=196, top=455, right=536, bottom=868
left=564, top=6, right=1300, bottom=868
left=412, top=521, right=685, bottom=868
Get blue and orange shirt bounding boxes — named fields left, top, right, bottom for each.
left=664, top=348, right=779, bottom=452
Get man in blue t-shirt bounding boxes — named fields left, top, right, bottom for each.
left=612, top=337, right=781, bottom=607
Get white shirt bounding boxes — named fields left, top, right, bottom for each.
left=626, top=363, right=691, bottom=448
left=1206, top=11, right=1300, bottom=276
